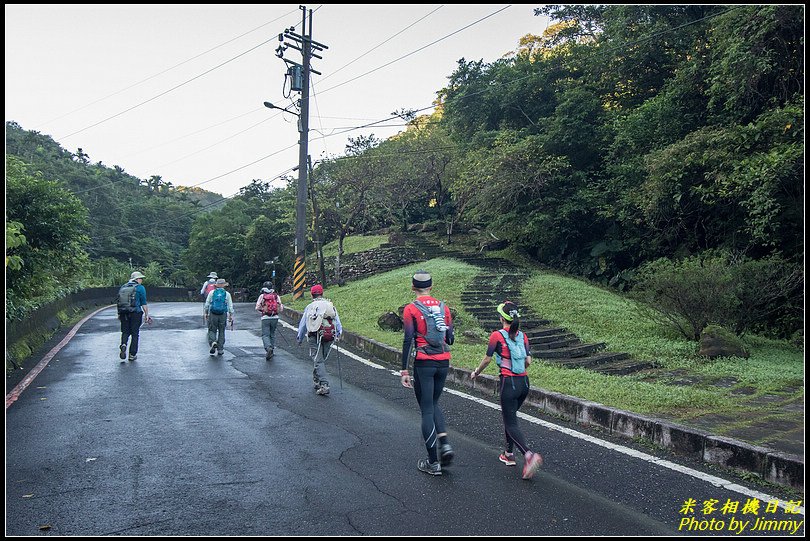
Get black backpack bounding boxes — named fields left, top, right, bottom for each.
left=117, top=282, right=138, bottom=314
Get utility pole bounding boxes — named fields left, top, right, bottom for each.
left=273, top=5, right=328, bottom=300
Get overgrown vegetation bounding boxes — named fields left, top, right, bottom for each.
left=304, top=5, right=803, bottom=340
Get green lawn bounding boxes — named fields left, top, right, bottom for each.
left=284, top=257, right=804, bottom=421
left=320, top=235, right=389, bottom=258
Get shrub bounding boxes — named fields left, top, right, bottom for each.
left=631, top=251, right=802, bottom=340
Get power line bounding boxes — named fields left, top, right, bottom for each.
left=55, top=6, right=502, bottom=188
left=103, top=165, right=298, bottom=240
left=317, top=5, right=512, bottom=96
left=33, top=8, right=300, bottom=131
left=317, top=5, right=445, bottom=84
left=55, top=36, right=280, bottom=143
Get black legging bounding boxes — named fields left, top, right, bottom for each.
left=500, top=374, right=530, bottom=455
left=119, top=311, right=143, bottom=356
left=413, top=364, right=448, bottom=463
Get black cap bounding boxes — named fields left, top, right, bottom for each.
left=412, top=270, right=432, bottom=289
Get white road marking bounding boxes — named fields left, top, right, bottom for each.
left=280, top=319, right=803, bottom=515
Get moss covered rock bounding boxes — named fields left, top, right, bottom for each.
left=699, top=324, right=749, bottom=359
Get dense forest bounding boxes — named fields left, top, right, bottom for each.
left=6, top=5, right=804, bottom=339
left=6, top=121, right=298, bottom=321
left=305, top=5, right=804, bottom=337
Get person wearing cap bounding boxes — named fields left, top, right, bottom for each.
left=297, top=284, right=343, bottom=396
left=204, top=278, right=235, bottom=356
left=117, top=270, right=152, bottom=362
left=200, top=272, right=218, bottom=300
left=470, top=300, right=542, bottom=480
left=400, top=270, right=455, bottom=476
left=255, top=281, right=283, bottom=360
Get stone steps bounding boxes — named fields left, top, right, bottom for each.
left=593, top=359, right=656, bottom=376
left=546, top=351, right=630, bottom=368
left=401, top=232, right=649, bottom=377
left=533, top=342, right=606, bottom=359
left=474, top=318, right=553, bottom=329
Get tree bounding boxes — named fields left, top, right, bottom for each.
left=6, top=156, right=90, bottom=319
left=315, top=136, right=383, bottom=282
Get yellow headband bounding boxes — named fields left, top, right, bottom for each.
left=497, top=303, right=519, bottom=321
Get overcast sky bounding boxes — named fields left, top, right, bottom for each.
left=5, top=4, right=549, bottom=197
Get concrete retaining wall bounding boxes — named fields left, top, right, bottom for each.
left=281, top=306, right=804, bottom=490
left=7, top=286, right=193, bottom=354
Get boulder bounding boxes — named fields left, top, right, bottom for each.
left=480, top=239, right=510, bottom=251
left=699, top=325, right=749, bottom=359
left=378, top=312, right=403, bottom=332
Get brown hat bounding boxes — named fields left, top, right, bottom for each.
left=215, top=278, right=229, bottom=287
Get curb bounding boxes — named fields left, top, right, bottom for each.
left=282, top=307, right=804, bottom=491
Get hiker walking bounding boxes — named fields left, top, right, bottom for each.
left=200, top=272, right=218, bottom=300
left=117, top=270, right=153, bottom=362
left=400, top=270, right=455, bottom=476
left=255, top=281, right=283, bottom=361
left=470, top=300, right=543, bottom=480
left=297, top=284, right=342, bottom=396
left=204, top=278, right=234, bottom=356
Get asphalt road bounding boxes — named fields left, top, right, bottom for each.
left=5, top=303, right=805, bottom=536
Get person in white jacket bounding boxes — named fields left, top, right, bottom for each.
left=296, top=284, right=343, bottom=396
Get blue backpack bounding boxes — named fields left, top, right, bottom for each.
left=496, top=330, right=527, bottom=374
left=210, top=288, right=227, bottom=315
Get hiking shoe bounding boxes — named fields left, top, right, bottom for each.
left=217, top=349, right=224, bottom=356
left=119, top=344, right=127, bottom=360
left=316, top=383, right=330, bottom=396
left=265, top=348, right=274, bottom=361
left=128, top=354, right=137, bottom=362
left=439, top=443, right=454, bottom=466
left=209, top=342, right=217, bottom=355
left=499, top=452, right=516, bottom=466
left=522, top=451, right=543, bottom=480
left=417, top=458, right=442, bottom=476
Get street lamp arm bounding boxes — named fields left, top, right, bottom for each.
left=263, top=101, right=300, bottom=116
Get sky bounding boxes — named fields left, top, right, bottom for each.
left=5, top=4, right=550, bottom=198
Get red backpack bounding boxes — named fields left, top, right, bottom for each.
left=261, top=293, right=279, bottom=316
left=204, top=282, right=217, bottom=296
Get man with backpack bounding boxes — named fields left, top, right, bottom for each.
left=204, top=278, right=234, bottom=356
left=400, top=270, right=455, bottom=476
left=255, top=281, right=283, bottom=361
left=117, top=270, right=153, bottom=362
left=296, top=284, right=342, bottom=396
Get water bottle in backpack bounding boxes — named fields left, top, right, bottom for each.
left=413, top=300, right=450, bottom=355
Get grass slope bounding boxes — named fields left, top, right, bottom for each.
left=285, top=256, right=803, bottom=422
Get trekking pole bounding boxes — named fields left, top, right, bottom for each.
left=336, top=342, right=343, bottom=390
left=276, top=321, right=292, bottom=348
